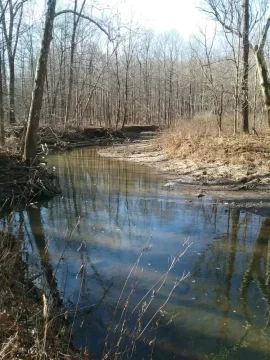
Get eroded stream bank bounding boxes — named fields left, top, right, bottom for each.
left=2, top=147, right=270, bottom=360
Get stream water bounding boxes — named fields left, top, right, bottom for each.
left=2, top=147, right=270, bottom=359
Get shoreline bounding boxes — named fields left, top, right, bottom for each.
left=98, top=140, right=270, bottom=217
left=0, top=126, right=141, bottom=210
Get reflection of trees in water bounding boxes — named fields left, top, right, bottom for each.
left=240, top=218, right=270, bottom=331
left=4, top=149, right=270, bottom=358
left=49, top=149, right=177, bottom=235
left=25, top=206, right=63, bottom=307
left=192, top=207, right=270, bottom=358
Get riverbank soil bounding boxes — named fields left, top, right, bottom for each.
left=5, top=124, right=158, bottom=153
left=98, top=133, right=270, bottom=214
left=0, top=231, right=84, bottom=359
left=98, top=137, right=270, bottom=189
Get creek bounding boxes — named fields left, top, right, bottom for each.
left=2, top=147, right=270, bottom=359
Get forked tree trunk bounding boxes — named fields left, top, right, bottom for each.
left=23, top=0, right=56, bottom=163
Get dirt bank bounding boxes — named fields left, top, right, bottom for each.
left=98, top=140, right=270, bottom=216
left=5, top=125, right=158, bottom=154
left=98, top=140, right=270, bottom=188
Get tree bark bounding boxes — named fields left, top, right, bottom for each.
left=253, top=16, right=270, bottom=127
left=254, top=49, right=270, bottom=127
left=23, top=0, right=56, bottom=162
left=0, top=0, right=24, bottom=124
left=64, top=0, right=86, bottom=127
left=241, top=0, right=249, bottom=133
left=64, top=29, right=76, bottom=126
left=0, top=52, right=4, bottom=145
left=9, top=56, right=15, bottom=124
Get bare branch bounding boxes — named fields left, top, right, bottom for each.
left=54, top=10, right=111, bottom=40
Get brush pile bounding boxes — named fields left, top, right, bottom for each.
left=0, top=149, right=61, bottom=208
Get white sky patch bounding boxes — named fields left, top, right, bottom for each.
left=33, top=0, right=208, bottom=40
left=106, top=0, right=203, bottom=39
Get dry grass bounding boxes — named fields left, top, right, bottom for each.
left=102, top=238, right=191, bottom=360
left=158, top=118, right=270, bottom=167
left=99, top=116, right=270, bottom=188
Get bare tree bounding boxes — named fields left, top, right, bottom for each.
left=0, top=51, right=4, bottom=145
left=191, top=26, right=225, bottom=135
left=23, top=0, right=57, bottom=162
left=64, top=0, right=86, bottom=127
left=201, top=0, right=270, bottom=130
left=23, top=0, right=112, bottom=161
left=242, top=0, right=249, bottom=133
left=0, top=0, right=26, bottom=124
left=253, top=16, right=270, bottom=126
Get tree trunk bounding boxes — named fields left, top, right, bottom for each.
left=0, top=52, right=4, bottom=145
left=64, top=30, right=76, bottom=127
left=253, top=70, right=258, bottom=129
left=23, top=0, right=56, bottom=162
left=122, top=64, right=129, bottom=129
left=64, top=0, right=84, bottom=127
left=254, top=49, right=270, bottom=127
left=9, top=56, right=15, bottom=124
left=241, top=0, right=249, bottom=133
left=0, top=0, right=25, bottom=125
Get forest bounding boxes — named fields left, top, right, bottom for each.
left=2, top=1, right=270, bottom=359
left=0, top=0, right=270, bottom=161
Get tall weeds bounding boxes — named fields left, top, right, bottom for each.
left=102, top=238, right=192, bottom=360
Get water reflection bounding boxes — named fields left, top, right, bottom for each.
left=2, top=148, right=270, bottom=359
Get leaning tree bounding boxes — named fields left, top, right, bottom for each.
left=23, top=0, right=111, bottom=163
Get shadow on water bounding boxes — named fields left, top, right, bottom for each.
left=1, top=147, right=270, bottom=359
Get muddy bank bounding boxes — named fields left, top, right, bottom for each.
left=37, top=126, right=127, bottom=152
left=0, top=150, right=61, bottom=209
left=6, top=125, right=158, bottom=154
left=98, top=141, right=270, bottom=216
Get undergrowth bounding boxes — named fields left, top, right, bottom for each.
left=158, top=117, right=270, bottom=167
